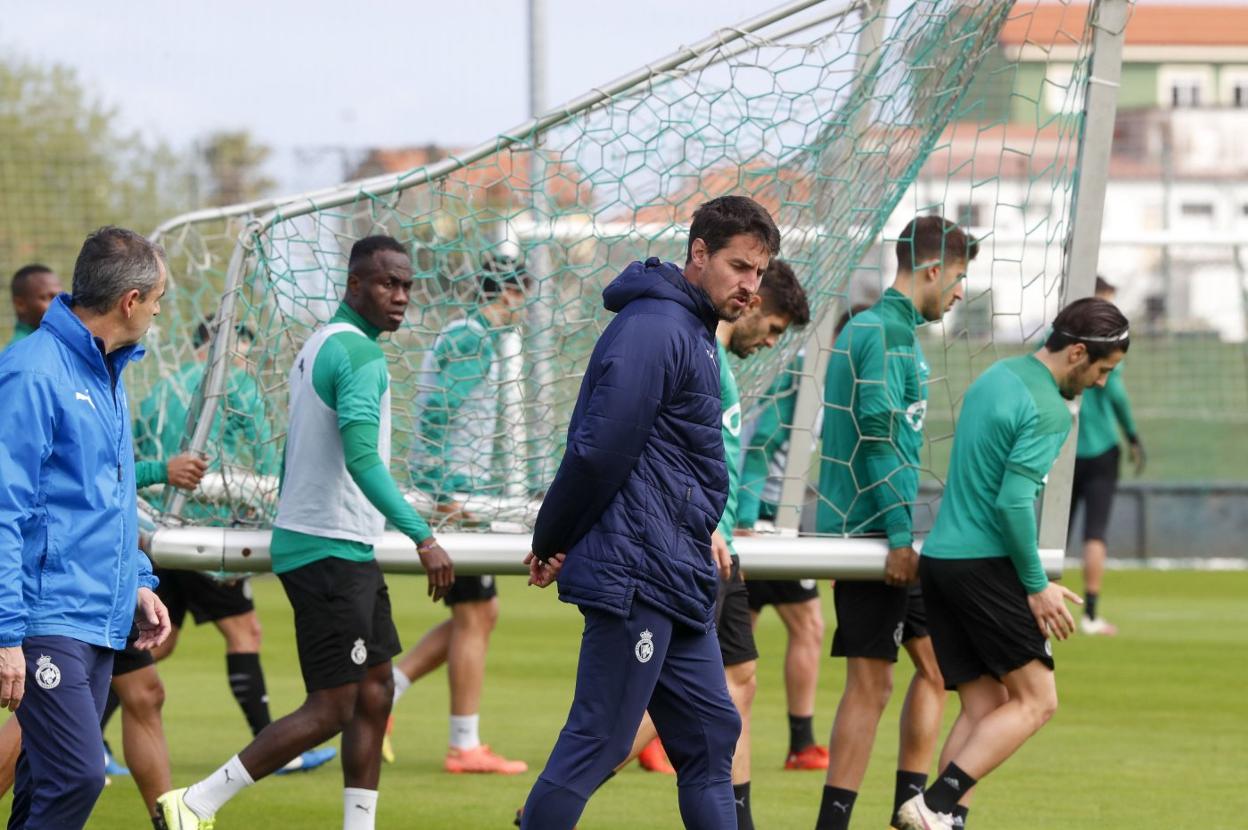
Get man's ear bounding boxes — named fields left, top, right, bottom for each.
left=120, top=288, right=141, bottom=319
left=1068, top=341, right=1088, bottom=366
left=746, top=293, right=764, bottom=312
left=689, top=238, right=708, bottom=267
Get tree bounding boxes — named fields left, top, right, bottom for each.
left=0, top=57, right=192, bottom=327
left=199, top=130, right=275, bottom=207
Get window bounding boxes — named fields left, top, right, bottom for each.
left=955, top=203, right=982, bottom=227
left=1159, top=66, right=1213, bottom=108
left=1044, top=64, right=1081, bottom=114
left=1221, top=67, right=1248, bottom=108
left=1180, top=203, right=1214, bottom=218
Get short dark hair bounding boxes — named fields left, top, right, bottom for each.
left=1045, top=296, right=1130, bottom=361
left=192, top=316, right=257, bottom=350
left=895, top=216, right=978, bottom=272
left=348, top=235, right=407, bottom=276
left=10, top=264, right=55, bottom=299
left=72, top=227, right=166, bottom=315
left=757, top=259, right=810, bottom=327
left=686, top=195, right=781, bottom=263
left=480, top=251, right=529, bottom=298
left=1095, top=275, right=1115, bottom=295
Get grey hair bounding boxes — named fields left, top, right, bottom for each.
left=71, top=227, right=167, bottom=314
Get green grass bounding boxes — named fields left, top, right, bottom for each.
left=11, top=569, right=1247, bottom=828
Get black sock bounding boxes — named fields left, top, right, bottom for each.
left=924, top=763, right=977, bottom=814
left=788, top=713, right=816, bottom=754
left=783, top=708, right=813, bottom=753
left=815, top=786, right=857, bottom=830
left=733, top=782, right=755, bottom=830
left=100, top=688, right=121, bottom=733
left=1085, top=592, right=1099, bottom=620
left=893, top=770, right=928, bottom=823
left=952, top=804, right=970, bottom=827
left=226, top=653, right=271, bottom=737
left=151, top=813, right=169, bottom=830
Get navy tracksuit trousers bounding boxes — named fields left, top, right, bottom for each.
left=522, top=599, right=741, bottom=830
left=9, top=636, right=113, bottom=830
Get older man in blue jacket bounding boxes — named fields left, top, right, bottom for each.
left=520, top=196, right=781, bottom=830
left=0, top=226, right=173, bottom=829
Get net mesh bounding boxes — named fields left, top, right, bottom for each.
left=133, top=0, right=1112, bottom=533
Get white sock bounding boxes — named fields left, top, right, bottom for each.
left=449, top=714, right=480, bottom=749
left=343, top=787, right=379, bottom=830
left=391, top=665, right=411, bottom=704
left=184, top=754, right=254, bottom=818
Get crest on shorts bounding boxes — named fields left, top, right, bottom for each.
left=800, top=579, right=816, bottom=591
left=1044, top=640, right=1053, bottom=657
left=634, top=630, right=655, bottom=664
left=350, top=638, right=367, bottom=666
left=34, top=654, right=60, bottom=690
left=893, top=621, right=905, bottom=648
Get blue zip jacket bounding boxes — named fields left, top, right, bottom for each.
left=532, top=258, right=728, bottom=631
left=0, top=295, right=157, bottom=650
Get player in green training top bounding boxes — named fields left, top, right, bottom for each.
left=895, top=297, right=1129, bottom=830
left=160, top=235, right=456, bottom=830
left=390, top=254, right=530, bottom=774
left=1069, top=277, right=1144, bottom=637
left=815, top=216, right=976, bottom=830
left=5, top=264, right=63, bottom=349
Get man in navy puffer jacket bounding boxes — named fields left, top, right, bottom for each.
left=521, top=196, right=781, bottom=830
left=0, top=227, right=173, bottom=829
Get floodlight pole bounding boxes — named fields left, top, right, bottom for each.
left=1037, top=0, right=1132, bottom=558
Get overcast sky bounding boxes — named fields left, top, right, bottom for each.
left=1, top=0, right=1226, bottom=191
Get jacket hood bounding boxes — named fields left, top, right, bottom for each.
left=603, top=258, right=718, bottom=335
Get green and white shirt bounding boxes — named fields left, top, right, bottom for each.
left=923, top=355, right=1072, bottom=592
left=716, top=340, right=743, bottom=554
left=272, top=304, right=431, bottom=573
left=817, top=289, right=929, bottom=547
left=410, top=312, right=502, bottom=497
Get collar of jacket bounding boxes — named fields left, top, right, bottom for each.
left=40, top=294, right=146, bottom=381
left=651, top=258, right=719, bottom=337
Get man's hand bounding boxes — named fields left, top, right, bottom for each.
left=711, top=530, right=732, bottom=581
left=0, top=646, right=24, bottom=712
left=525, top=551, right=565, bottom=588
left=134, top=587, right=172, bottom=650
left=418, top=540, right=455, bottom=602
left=166, top=452, right=208, bottom=491
left=1128, top=437, right=1146, bottom=476
left=883, top=545, right=919, bottom=587
left=435, top=500, right=478, bottom=524
left=1027, top=582, right=1082, bottom=641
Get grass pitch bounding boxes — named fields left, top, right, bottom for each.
left=10, top=568, right=1246, bottom=828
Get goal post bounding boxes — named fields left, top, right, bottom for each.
left=140, top=0, right=1127, bottom=581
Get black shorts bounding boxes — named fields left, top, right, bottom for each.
left=831, top=581, right=928, bottom=662
left=155, top=568, right=255, bottom=628
left=746, top=578, right=820, bottom=611
left=1071, top=446, right=1120, bottom=543
left=112, top=626, right=154, bottom=677
left=278, top=557, right=402, bottom=693
left=919, top=556, right=1054, bottom=689
left=716, top=557, right=758, bottom=667
left=444, top=574, right=499, bottom=606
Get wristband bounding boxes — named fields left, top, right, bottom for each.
left=417, top=538, right=439, bottom=553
